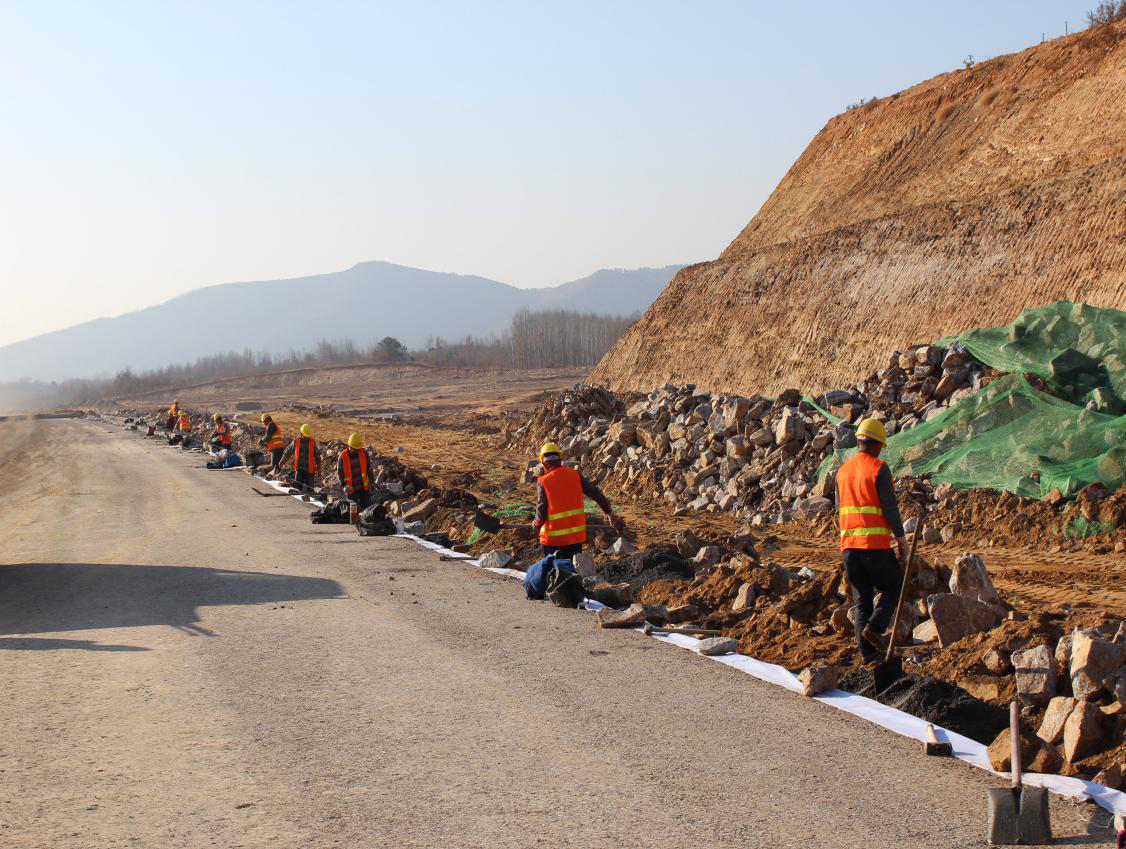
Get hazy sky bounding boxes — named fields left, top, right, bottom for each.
left=0, top=1, right=1093, bottom=348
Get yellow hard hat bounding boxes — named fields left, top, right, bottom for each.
left=347, top=432, right=364, bottom=449
left=212, top=413, right=222, bottom=421
left=856, top=418, right=887, bottom=445
left=539, top=442, right=563, bottom=461
left=260, top=413, right=271, bottom=423
left=300, top=423, right=313, bottom=438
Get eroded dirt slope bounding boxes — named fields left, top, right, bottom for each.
left=593, top=24, right=1126, bottom=395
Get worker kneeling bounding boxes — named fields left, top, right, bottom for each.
left=210, top=413, right=232, bottom=454
left=836, top=418, right=908, bottom=664
left=171, top=409, right=193, bottom=447
left=338, top=433, right=374, bottom=509
left=293, top=424, right=318, bottom=492
left=532, top=442, right=623, bottom=557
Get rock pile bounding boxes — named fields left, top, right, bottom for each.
left=510, top=343, right=990, bottom=523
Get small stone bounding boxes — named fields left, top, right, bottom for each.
left=674, top=529, right=702, bottom=558
left=572, top=552, right=596, bottom=579
left=696, top=637, right=739, bottom=656
left=1062, top=699, right=1104, bottom=764
left=1037, top=696, right=1077, bottom=744
left=596, top=604, right=646, bottom=628
left=609, top=536, right=637, bottom=555
left=922, top=526, right=943, bottom=544
left=692, top=546, right=723, bottom=567
left=933, top=482, right=957, bottom=501
left=912, top=619, right=939, bottom=644
left=1055, top=635, right=1072, bottom=680
left=940, top=522, right=961, bottom=543
left=478, top=550, right=514, bottom=570
left=1092, top=763, right=1123, bottom=790
left=982, top=648, right=1011, bottom=675
left=1011, top=644, right=1056, bottom=704
left=400, top=497, right=438, bottom=523
left=987, top=727, right=1062, bottom=774
left=958, top=676, right=1006, bottom=703
left=732, top=582, right=755, bottom=612
left=798, top=666, right=838, bottom=697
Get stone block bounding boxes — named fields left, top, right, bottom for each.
left=926, top=593, right=1000, bottom=647
left=949, top=553, right=1002, bottom=606
left=696, top=637, right=739, bottom=656
left=1062, top=699, right=1104, bottom=764
left=479, top=550, right=514, bottom=570
left=798, top=666, right=838, bottom=697
left=1070, top=630, right=1124, bottom=699
left=1011, top=644, right=1056, bottom=704
left=1037, top=696, right=1077, bottom=744
left=987, top=727, right=1062, bottom=774
left=732, top=582, right=754, bottom=612
left=597, top=604, right=646, bottom=628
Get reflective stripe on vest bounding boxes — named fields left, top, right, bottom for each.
left=294, top=436, right=318, bottom=474
left=836, top=451, right=893, bottom=550
left=177, top=414, right=191, bottom=432
left=265, top=421, right=284, bottom=451
left=538, top=466, right=586, bottom=546
left=339, top=448, right=369, bottom=495
left=214, top=421, right=231, bottom=445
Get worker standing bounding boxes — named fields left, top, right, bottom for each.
left=293, top=423, right=318, bottom=492
left=210, top=413, right=232, bottom=453
left=260, top=413, right=285, bottom=474
left=835, top=418, right=908, bottom=664
left=532, top=442, right=623, bottom=557
left=337, top=433, right=374, bottom=508
left=166, top=400, right=180, bottom=431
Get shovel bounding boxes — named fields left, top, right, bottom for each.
left=251, top=486, right=294, bottom=498
left=986, top=701, right=1051, bottom=844
left=869, top=518, right=924, bottom=693
left=473, top=508, right=618, bottom=535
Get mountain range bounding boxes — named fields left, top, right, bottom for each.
left=0, top=261, right=683, bottom=381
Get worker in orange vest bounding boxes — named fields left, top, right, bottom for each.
left=337, top=433, right=373, bottom=508
left=210, top=413, right=232, bottom=453
left=259, top=413, right=286, bottom=473
left=173, top=409, right=193, bottom=447
left=165, top=400, right=179, bottom=431
left=293, top=423, right=318, bottom=492
left=532, top=442, right=623, bottom=557
left=836, top=418, right=907, bottom=663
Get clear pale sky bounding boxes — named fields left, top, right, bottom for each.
left=0, top=1, right=1093, bottom=348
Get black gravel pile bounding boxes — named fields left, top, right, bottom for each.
left=838, top=668, right=1008, bottom=744
left=596, top=546, right=694, bottom=594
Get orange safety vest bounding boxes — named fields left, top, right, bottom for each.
left=836, top=451, right=893, bottom=550
left=169, top=403, right=179, bottom=416
left=177, top=413, right=191, bottom=432
left=264, top=420, right=284, bottom=451
left=294, top=436, right=318, bottom=474
left=538, top=466, right=587, bottom=546
left=339, top=448, right=370, bottom=495
left=213, top=420, right=231, bottom=446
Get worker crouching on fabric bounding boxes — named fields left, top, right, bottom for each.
left=172, top=409, right=193, bottom=447
left=338, top=433, right=374, bottom=509
left=532, top=442, right=623, bottom=557
left=260, top=413, right=285, bottom=474
left=835, top=418, right=908, bottom=664
left=293, top=424, right=318, bottom=493
left=210, top=413, right=232, bottom=454
left=165, top=399, right=180, bottom=431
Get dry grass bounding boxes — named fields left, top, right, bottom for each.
left=936, top=103, right=957, bottom=122
left=977, top=87, right=1001, bottom=107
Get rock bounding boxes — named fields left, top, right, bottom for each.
left=940, top=522, right=961, bottom=543
left=1092, top=762, right=1123, bottom=790
left=749, top=426, right=774, bottom=447
left=666, top=603, right=699, bottom=624
left=572, top=552, right=596, bottom=579
left=926, top=593, right=1001, bottom=647
left=912, top=619, right=939, bottom=644
left=692, top=546, right=723, bottom=568
left=725, top=435, right=748, bottom=459
left=794, top=496, right=833, bottom=518
left=696, top=637, right=739, bottom=656
left=1070, top=630, right=1124, bottom=699
left=958, top=676, right=1006, bottom=703
left=1062, top=699, right=1105, bottom=764
left=400, top=497, right=438, bottom=523
left=982, top=648, right=1012, bottom=675
left=1011, top=644, right=1056, bottom=704
left=479, top=550, right=514, bottom=570
left=933, top=482, right=957, bottom=501
left=1104, top=667, right=1126, bottom=703
left=586, top=582, right=632, bottom=608
left=609, top=536, right=637, bottom=555
left=776, top=388, right=801, bottom=406
left=597, top=604, right=647, bottom=628
left=774, top=407, right=807, bottom=445
left=1055, top=635, right=1072, bottom=680
left=732, top=582, right=755, bottom=612
left=674, top=529, right=702, bottom=558
left=641, top=604, right=669, bottom=625
left=948, top=553, right=1003, bottom=606
left=798, top=666, right=838, bottom=697
left=1037, top=696, right=1077, bottom=744
left=922, top=526, right=943, bottom=544
left=988, top=727, right=1062, bottom=775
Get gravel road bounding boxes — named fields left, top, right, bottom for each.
left=0, top=419, right=1114, bottom=848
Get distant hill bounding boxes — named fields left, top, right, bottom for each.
left=0, top=261, right=683, bottom=381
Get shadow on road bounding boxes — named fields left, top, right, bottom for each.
left=0, top=562, right=344, bottom=638
left=0, top=637, right=149, bottom=651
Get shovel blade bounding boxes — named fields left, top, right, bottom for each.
left=986, top=786, right=1051, bottom=845
left=473, top=510, right=501, bottom=533
left=871, top=657, right=903, bottom=694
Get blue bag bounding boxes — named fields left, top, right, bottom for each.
left=523, top=554, right=574, bottom=600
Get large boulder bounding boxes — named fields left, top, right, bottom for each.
left=1036, top=696, right=1077, bottom=745
left=1062, top=699, right=1105, bottom=764
left=774, top=407, right=806, bottom=445
left=948, top=553, right=1003, bottom=606
left=1070, top=630, right=1124, bottom=699
left=697, top=637, right=739, bottom=656
left=987, top=727, right=1062, bottom=775
left=926, top=593, right=1001, bottom=647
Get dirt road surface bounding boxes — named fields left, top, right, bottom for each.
left=0, top=419, right=1115, bottom=848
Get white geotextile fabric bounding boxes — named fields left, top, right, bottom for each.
left=235, top=454, right=1126, bottom=817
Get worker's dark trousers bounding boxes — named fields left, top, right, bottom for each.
left=270, top=447, right=285, bottom=470
left=843, top=547, right=902, bottom=652
left=294, top=471, right=315, bottom=491
left=542, top=542, right=583, bottom=558
left=349, top=489, right=374, bottom=510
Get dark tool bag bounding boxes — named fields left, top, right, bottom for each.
left=310, top=499, right=351, bottom=525
left=356, top=503, right=396, bottom=536
left=545, top=563, right=585, bottom=609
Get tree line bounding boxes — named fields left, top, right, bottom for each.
left=0, top=308, right=638, bottom=410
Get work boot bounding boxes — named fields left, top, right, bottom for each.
left=861, top=625, right=889, bottom=655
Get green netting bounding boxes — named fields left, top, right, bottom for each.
left=818, top=302, right=1126, bottom=500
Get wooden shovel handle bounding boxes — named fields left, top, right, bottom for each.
left=884, top=518, right=924, bottom=663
